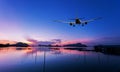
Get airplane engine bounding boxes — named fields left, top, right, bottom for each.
left=70, top=23, right=73, bottom=26
left=85, top=22, right=87, bottom=24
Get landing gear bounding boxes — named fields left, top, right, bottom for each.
left=85, top=22, right=87, bottom=24
left=70, top=23, right=72, bottom=26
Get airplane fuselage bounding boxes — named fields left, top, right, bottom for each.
left=75, top=19, right=81, bottom=24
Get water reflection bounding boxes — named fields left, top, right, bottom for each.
left=0, top=47, right=120, bottom=72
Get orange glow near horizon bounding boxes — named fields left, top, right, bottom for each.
left=0, top=40, right=32, bottom=45
left=22, top=40, right=33, bottom=44
left=0, top=40, right=17, bottom=44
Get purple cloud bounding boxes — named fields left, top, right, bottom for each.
left=26, top=38, right=61, bottom=45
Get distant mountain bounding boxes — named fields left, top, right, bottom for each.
left=0, top=42, right=29, bottom=47
left=63, top=43, right=87, bottom=47
left=11, top=42, right=29, bottom=47
left=38, top=43, right=87, bottom=47
left=0, top=42, right=86, bottom=47
left=0, top=43, right=10, bottom=47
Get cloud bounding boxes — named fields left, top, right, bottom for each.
left=27, top=38, right=38, bottom=44
left=26, top=37, right=93, bottom=46
left=61, top=38, right=93, bottom=45
left=59, top=36, right=120, bottom=46
left=51, top=39, right=61, bottom=44
left=26, top=36, right=120, bottom=46
left=26, top=38, right=61, bottom=45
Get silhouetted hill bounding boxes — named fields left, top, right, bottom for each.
left=0, top=43, right=10, bottom=47
left=11, top=42, right=29, bottom=47
left=63, top=43, right=87, bottom=47
left=0, top=42, right=29, bottom=47
left=0, top=42, right=87, bottom=47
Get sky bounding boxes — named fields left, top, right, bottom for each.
left=0, top=0, right=120, bottom=45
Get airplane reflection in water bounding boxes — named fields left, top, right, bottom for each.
left=0, top=47, right=120, bottom=72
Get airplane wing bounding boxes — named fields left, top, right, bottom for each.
left=81, top=17, right=102, bottom=24
left=54, top=20, right=75, bottom=24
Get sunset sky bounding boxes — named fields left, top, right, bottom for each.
left=0, top=0, right=120, bottom=45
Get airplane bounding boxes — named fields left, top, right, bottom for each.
left=54, top=17, right=102, bottom=27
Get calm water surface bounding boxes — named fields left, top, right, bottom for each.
left=0, top=47, right=120, bottom=72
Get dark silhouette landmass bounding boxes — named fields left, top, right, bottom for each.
left=38, top=43, right=87, bottom=47
left=64, top=48, right=84, bottom=51
left=63, top=43, right=87, bottom=47
left=11, top=42, right=29, bottom=47
left=0, top=43, right=10, bottom=47
left=94, top=45, right=120, bottom=55
left=0, top=42, right=29, bottom=47
left=0, top=42, right=87, bottom=47
left=1, top=42, right=120, bottom=56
